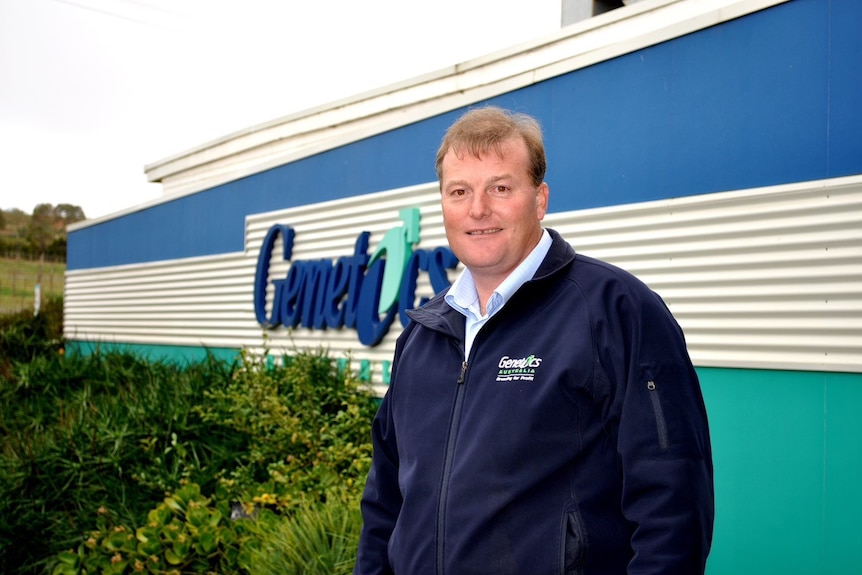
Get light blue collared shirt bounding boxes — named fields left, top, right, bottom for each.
left=445, top=229, right=552, bottom=360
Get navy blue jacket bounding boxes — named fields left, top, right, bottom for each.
left=355, top=229, right=714, bottom=575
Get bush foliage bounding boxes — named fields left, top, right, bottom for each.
left=0, top=304, right=378, bottom=574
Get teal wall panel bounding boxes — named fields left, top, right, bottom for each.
left=699, top=367, right=862, bottom=574
left=822, top=372, right=862, bottom=575
left=65, top=340, right=240, bottom=365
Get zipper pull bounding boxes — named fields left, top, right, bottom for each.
left=457, top=361, right=468, bottom=384
left=647, top=379, right=656, bottom=391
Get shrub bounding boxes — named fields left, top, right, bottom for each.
left=52, top=482, right=263, bottom=575
left=54, top=483, right=364, bottom=575
left=195, top=348, right=378, bottom=512
left=1, top=301, right=378, bottom=574
left=0, top=295, right=63, bottom=367
left=46, top=347, right=377, bottom=574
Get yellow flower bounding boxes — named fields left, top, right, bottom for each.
left=252, top=492, right=277, bottom=505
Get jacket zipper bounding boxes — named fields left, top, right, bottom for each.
left=647, top=379, right=669, bottom=450
left=436, top=360, right=468, bottom=575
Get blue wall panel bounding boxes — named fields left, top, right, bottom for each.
left=541, top=0, right=828, bottom=209
left=828, top=0, right=862, bottom=176
left=68, top=0, right=862, bottom=270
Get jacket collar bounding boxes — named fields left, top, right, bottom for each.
left=406, top=228, right=575, bottom=337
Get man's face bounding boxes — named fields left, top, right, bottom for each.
left=439, top=137, right=548, bottom=289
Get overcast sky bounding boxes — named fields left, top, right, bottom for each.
left=0, top=0, right=562, bottom=219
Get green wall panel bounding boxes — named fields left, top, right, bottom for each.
left=699, top=367, right=862, bottom=575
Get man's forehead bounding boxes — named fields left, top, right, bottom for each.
left=444, top=138, right=528, bottom=167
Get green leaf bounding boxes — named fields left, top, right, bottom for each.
left=102, top=530, right=135, bottom=552
left=56, top=551, right=79, bottom=566
left=173, top=482, right=202, bottom=504
left=147, top=505, right=171, bottom=527
left=197, top=528, right=219, bottom=554
left=164, top=548, right=185, bottom=566
left=172, top=535, right=192, bottom=557
left=186, top=505, right=210, bottom=528
left=136, top=535, right=162, bottom=556
left=51, top=565, right=77, bottom=575
left=163, top=496, right=184, bottom=514
left=209, top=508, right=223, bottom=527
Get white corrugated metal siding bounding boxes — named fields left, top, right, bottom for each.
left=65, top=175, right=862, bottom=381
left=546, top=175, right=862, bottom=373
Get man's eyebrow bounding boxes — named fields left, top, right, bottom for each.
left=483, top=174, right=516, bottom=187
left=441, top=179, right=470, bottom=192
left=442, top=174, right=514, bottom=188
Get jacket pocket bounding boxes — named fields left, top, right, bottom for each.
left=560, top=506, right=587, bottom=575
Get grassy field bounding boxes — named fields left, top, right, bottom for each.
left=0, top=257, right=65, bottom=314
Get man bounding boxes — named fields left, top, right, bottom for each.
left=355, top=106, right=714, bottom=575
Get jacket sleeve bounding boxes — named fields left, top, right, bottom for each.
left=354, top=354, right=403, bottom=574
left=610, top=285, right=715, bottom=574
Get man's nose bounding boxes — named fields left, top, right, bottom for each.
left=468, top=192, right=490, bottom=218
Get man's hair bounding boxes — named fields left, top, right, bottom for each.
left=435, top=106, right=546, bottom=186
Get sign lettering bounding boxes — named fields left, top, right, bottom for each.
left=253, top=208, right=458, bottom=346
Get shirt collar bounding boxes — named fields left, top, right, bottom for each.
left=446, top=229, right=552, bottom=320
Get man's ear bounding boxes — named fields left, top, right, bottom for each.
left=536, top=182, right=549, bottom=220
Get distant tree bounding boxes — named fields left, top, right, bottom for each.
left=0, top=209, right=32, bottom=258
left=47, top=236, right=67, bottom=260
left=4, top=208, right=29, bottom=233
left=0, top=209, right=6, bottom=231
left=26, top=203, right=58, bottom=259
left=54, top=203, right=86, bottom=225
left=23, top=203, right=84, bottom=260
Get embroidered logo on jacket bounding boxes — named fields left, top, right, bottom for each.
left=496, top=354, right=543, bottom=382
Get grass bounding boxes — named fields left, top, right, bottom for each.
left=0, top=257, right=64, bottom=314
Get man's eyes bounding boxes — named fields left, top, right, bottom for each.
left=445, top=185, right=510, bottom=197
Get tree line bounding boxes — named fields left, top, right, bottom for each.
left=0, top=203, right=86, bottom=262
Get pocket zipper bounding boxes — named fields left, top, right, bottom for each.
left=647, top=380, right=669, bottom=450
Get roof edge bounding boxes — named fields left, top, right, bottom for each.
left=72, top=0, right=787, bottom=231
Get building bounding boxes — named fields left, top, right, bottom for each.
left=65, top=0, right=861, bottom=571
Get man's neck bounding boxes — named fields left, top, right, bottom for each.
left=474, top=282, right=499, bottom=317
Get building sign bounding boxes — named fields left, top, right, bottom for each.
left=253, top=208, right=458, bottom=346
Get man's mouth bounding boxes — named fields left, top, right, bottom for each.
left=467, top=228, right=502, bottom=235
